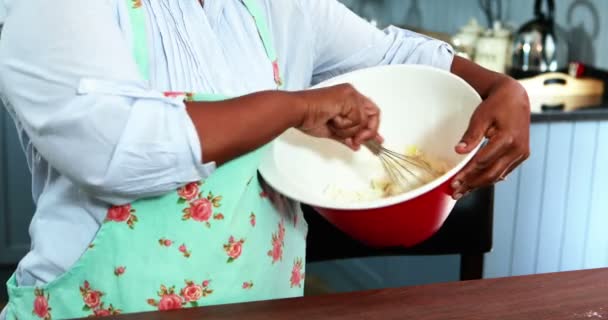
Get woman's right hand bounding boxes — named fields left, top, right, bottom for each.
left=184, top=84, right=381, bottom=165
left=294, top=84, right=382, bottom=150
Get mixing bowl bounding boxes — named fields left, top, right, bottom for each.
left=258, top=64, right=483, bottom=248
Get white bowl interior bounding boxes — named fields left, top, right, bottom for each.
left=259, top=65, right=482, bottom=210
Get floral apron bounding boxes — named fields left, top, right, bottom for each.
left=4, top=0, right=307, bottom=319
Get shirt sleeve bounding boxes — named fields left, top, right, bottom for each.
left=0, top=0, right=214, bottom=205
left=296, top=0, right=455, bottom=85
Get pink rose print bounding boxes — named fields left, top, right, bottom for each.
left=268, top=220, right=285, bottom=264
left=159, top=294, right=183, bottom=311
left=79, top=281, right=121, bottom=316
left=223, top=236, right=245, bottom=263
left=92, top=304, right=120, bottom=317
left=33, top=288, right=51, bottom=320
left=106, top=204, right=131, bottom=222
left=164, top=91, right=185, bottom=99
left=177, top=182, right=200, bottom=202
left=105, top=204, right=138, bottom=229
left=93, top=309, right=111, bottom=317
left=278, top=220, right=286, bottom=242
left=179, top=244, right=192, bottom=258
left=81, top=284, right=102, bottom=309
left=180, top=280, right=213, bottom=307
left=250, top=213, right=256, bottom=227
left=272, top=60, right=283, bottom=86
left=148, top=281, right=213, bottom=309
left=159, top=238, right=173, bottom=247
left=290, top=258, right=305, bottom=288
left=242, top=281, right=254, bottom=290
left=181, top=191, right=222, bottom=228
left=84, top=292, right=101, bottom=309
left=181, top=284, right=202, bottom=302
left=114, top=266, right=126, bottom=277
left=148, top=286, right=183, bottom=311
left=132, top=0, right=142, bottom=9
left=184, top=198, right=212, bottom=222
left=269, top=242, right=283, bottom=264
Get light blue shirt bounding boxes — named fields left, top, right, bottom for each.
left=0, top=0, right=454, bottom=301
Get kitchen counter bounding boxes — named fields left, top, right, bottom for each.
left=108, top=268, right=608, bottom=320
left=530, top=95, right=608, bottom=123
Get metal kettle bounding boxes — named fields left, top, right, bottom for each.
left=509, top=0, right=569, bottom=79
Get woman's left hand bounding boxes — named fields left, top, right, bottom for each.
left=450, top=77, right=531, bottom=200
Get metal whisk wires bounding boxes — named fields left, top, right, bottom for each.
left=364, top=140, right=439, bottom=189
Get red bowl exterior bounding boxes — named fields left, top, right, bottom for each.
left=313, top=178, right=456, bottom=248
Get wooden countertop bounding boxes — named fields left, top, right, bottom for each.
left=109, top=268, right=608, bottom=320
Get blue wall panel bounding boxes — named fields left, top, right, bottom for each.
left=535, top=123, right=574, bottom=274
left=583, top=122, right=608, bottom=269
left=510, top=124, right=548, bottom=276
left=560, top=122, right=599, bottom=271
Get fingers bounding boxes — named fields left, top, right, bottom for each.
left=331, top=123, right=366, bottom=140
left=303, top=83, right=382, bottom=150
left=451, top=142, right=529, bottom=199
left=353, top=100, right=381, bottom=146
left=331, top=94, right=381, bottom=146
left=451, top=155, right=514, bottom=199
left=330, top=107, right=368, bottom=139
left=501, top=154, right=527, bottom=177
left=468, top=133, right=513, bottom=170
left=448, top=77, right=530, bottom=199
left=455, top=105, right=492, bottom=154
left=340, top=137, right=357, bottom=151
left=330, top=115, right=357, bottom=130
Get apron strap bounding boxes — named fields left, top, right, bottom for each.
left=240, top=0, right=282, bottom=86
left=126, top=0, right=151, bottom=81
left=125, top=0, right=282, bottom=87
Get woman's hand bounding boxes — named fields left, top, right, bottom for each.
left=294, top=84, right=382, bottom=150
left=450, top=77, right=531, bottom=199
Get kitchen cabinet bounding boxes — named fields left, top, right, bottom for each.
left=485, top=115, right=608, bottom=277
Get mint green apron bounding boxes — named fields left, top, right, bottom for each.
left=5, top=1, right=307, bottom=319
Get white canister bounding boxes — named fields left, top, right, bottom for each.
left=474, top=22, right=512, bottom=73
left=452, top=18, right=484, bottom=59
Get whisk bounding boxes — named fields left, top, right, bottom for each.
left=364, top=140, right=440, bottom=189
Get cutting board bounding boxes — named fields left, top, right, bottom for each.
left=518, top=72, right=605, bottom=112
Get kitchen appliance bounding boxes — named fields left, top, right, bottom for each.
left=509, top=0, right=569, bottom=79
left=258, top=65, right=482, bottom=248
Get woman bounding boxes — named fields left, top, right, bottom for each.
left=0, top=0, right=530, bottom=318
